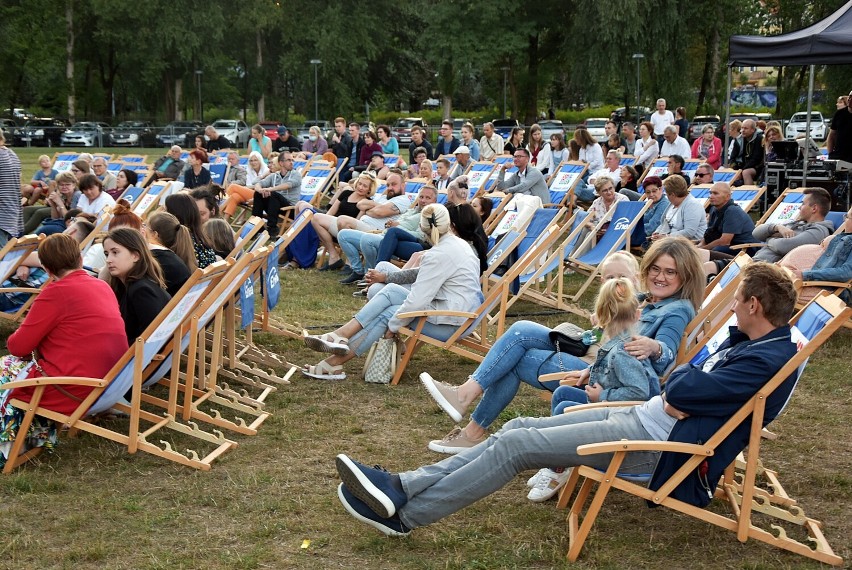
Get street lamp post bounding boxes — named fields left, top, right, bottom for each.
left=632, top=54, right=644, bottom=123
left=195, top=69, right=204, bottom=122
left=501, top=66, right=509, bottom=119
left=310, top=59, right=321, bottom=122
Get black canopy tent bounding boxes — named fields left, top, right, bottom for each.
left=725, top=0, right=852, bottom=184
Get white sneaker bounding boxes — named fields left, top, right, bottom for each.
left=527, top=468, right=571, bottom=503
left=526, top=467, right=550, bottom=488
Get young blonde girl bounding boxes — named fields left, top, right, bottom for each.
left=527, top=276, right=660, bottom=502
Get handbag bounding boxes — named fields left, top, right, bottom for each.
left=549, top=322, right=590, bottom=358
left=363, top=337, right=402, bottom=384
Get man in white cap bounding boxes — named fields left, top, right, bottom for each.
left=452, top=145, right=472, bottom=177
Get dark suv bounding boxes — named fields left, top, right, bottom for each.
left=13, top=117, right=69, bottom=147
left=110, top=121, right=157, bottom=147
left=492, top=118, right=521, bottom=140
left=155, top=120, right=204, bottom=147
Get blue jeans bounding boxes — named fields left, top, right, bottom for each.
left=348, top=283, right=456, bottom=356
left=551, top=385, right=589, bottom=415
left=575, top=183, right=597, bottom=202
left=469, top=320, right=587, bottom=429
left=398, top=406, right=658, bottom=529
left=338, top=228, right=366, bottom=274
left=377, top=227, right=424, bottom=263
left=0, top=229, right=11, bottom=248
left=359, top=232, right=383, bottom=271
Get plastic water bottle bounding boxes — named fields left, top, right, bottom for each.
left=582, top=327, right=602, bottom=346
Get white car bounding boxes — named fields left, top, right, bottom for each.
left=584, top=118, right=608, bottom=143
left=211, top=119, right=250, bottom=148
left=785, top=112, right=826, bottom=142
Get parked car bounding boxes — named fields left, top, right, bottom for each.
left=156, top=120, right=204, bottom=147
left=687, top=115, right=721, bottom=143
left=211, top=119, right=250, bottom=148
left=583, top=118, right=609, bottom=142
left=13, top=117, right=69, bottom=147
left=297, top=120, right=332, bottom=143
left=358, top=121, right=377, bottom=136
left=538, top=119, right=565, bottom=140
left=110, top=120, right=156, bottom=147
left=260, top=121, right=281, bottom=142
left=392, top=117, right=428, bottom=144
left=60, top=121, right=111, bottom=147
left=2, top=108, right=33, bottom=121
left=0, top=119, right=16, bottom=143
left=785, top=111, right=826, bottom=141
left=492, top=118, right=521, bottom=140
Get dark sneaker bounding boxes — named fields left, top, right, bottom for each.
left=340, top=272, right=365, bottom=285
left=338, top=264, right=352, bottom=274
left=335, top=454, right=407, bottom=517
left=337, top=484, right=410, bottom=537
left=319, top=259, right=345, bottom=272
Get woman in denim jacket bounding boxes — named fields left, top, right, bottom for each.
left=420, top=237, right=704, bottom=455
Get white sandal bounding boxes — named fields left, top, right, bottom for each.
left=303, top=332, right=350, bottom=355
left=301, top=360, right=346, bottom=381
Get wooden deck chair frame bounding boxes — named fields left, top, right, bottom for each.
left=390, top=222, right=566, bottom=385
left=480, top=229, right=527, bottom=295
left=482, top=192, right=513, bottom=234
left=2, top=261, right=238, bottom=473
left=729, top=185, right=765, bottom=213
left=756, top=187, right=806, bottom=226
left=563, top=200, right=650, bottom=309
left=133, top=181, right=171, bottom=219
left=77, top=211, right=112, bottom=261
left=141, top=249, right=289, bottom=436
left=505, top=210, right=592, bottom=315
left=464, top=162, right=498, bottom=198
left=256, top=210, right=316, bottom=340
left=0, top=235, right=47, bottom=323
left=558, top=293, right=851, bottom=566
left=544, top=161, right=588, bottom=211
left=116, top=184, right=149, bottom=209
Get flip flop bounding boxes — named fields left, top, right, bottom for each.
left=301, top=360, right=346, bottom=381
left=303, top=332, right=351, bottom=355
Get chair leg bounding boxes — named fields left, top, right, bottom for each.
left=556, top=467, right=581, bottom=509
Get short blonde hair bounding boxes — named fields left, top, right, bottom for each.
left=595, top=277, right=640, bottom=334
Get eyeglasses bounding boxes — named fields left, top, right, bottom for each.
left=648, top=265, right=678, bottom=279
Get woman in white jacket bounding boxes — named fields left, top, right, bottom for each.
left=222, top=151, right=269, bottom=220
left=633, top=121, right=659, bottom=175
left=301, top=203, right=485, bottom=380
left=526, top=124, right=553, bottom=175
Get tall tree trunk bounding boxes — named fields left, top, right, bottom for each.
left=256, top=30, right=265, bottom=122
left=707, top=23, right=721, bottom=110
left=523, top=33, right=539, bottom=125
left=775, top=67, right=783, bottom=117
left=696, top=33, right=713, bottom=115
left=175, top=78, right=183, bottom=121
left=66, top=0, right=75, bottom=122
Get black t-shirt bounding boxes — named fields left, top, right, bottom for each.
left=206, top=136, right=231, bottom=152
left=119, top=277, right=171, bottom=344
left=273, top=136, right=301, bottom=153
left=829, top=107, right=852, bottom=161
left=335, top=189, right=362, bottom=219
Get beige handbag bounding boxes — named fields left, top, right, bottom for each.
left=363, top=338, right=402, bottom=384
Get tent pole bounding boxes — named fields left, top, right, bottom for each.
left=802, top=65, right=815, bottom=186
left=724, top=65, right=732, bottom=166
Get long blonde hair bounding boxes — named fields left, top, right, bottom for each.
left=419, top=203, right=451, bottom=245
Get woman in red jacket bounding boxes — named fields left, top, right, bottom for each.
left=0, top=234, right=128, bottom=466
left=690, top=125, right=722, bottom=169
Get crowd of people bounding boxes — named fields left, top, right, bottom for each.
left=0, top=91, right=850, bottom=540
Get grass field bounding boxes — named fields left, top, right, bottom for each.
left=1, top=146, right=850, bottom=569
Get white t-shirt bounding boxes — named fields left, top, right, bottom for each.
left=77, top=192, right=116, bottom=215
left=358, top=194, right=413, bottom=231
left=650, top=110, right=674, bottom=136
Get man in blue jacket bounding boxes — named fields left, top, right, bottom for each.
left=332, top=262, right=800, bottom=535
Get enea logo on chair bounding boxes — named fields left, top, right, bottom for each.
left=613, top=217, right=630, bottom=231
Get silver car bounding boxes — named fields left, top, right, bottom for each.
left=211, top=119, right=250, bottom=148
left=60, top=121, right=111, bottom=147
left=538, top=120, right=565, bottom=141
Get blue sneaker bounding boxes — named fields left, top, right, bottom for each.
left=335, top=454, right=407, bottom=517
left=337, top=484, right=410, bottom=536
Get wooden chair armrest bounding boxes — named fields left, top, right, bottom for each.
left=561, top=401, right=646, bottom=414
left=539, top=372, right=568, bottom=382
left=801, top=280, right=851, bottom=289
left=396, top=310, right=478, bottom=320
left=2, top=376, right=107, bottom=390
left=729, top=242, right=765, bottom=250
left=577, top=440, right=714, bottom=456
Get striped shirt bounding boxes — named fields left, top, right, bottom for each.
left=0, top=146, right=23, bottom=238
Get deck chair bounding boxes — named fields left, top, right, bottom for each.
left=480, top=229, right=527, bottom=294
left=256, top=210, right=315, bottom=340
left=52, top=152, right=80, bottom=172
left=229, top=216, right=266, bottom=257
left=208, top=163, right=228, bottom=185
left=563, top=200, right=650, bottom=306
left=126, top=164, right=153, bottom=187
left=508, top=210, right=592, bottom=313
left=545, top=161, right=588, bottom=208
left=559, top=293, right=850, bottom=566
left=133, top=181, right=170, bottom=218
left=141, top=248, right=289, bottom=436
left=0, top=235, right=46, bottom=323
left=78, top=209, right=112, bottom=261
left=465, top=162, right=497, bottom=198
left=638, top=158, right=701, bottom=184
left=2, top=262, right=238, bottom=473
left=730, top=186, right=764, bottom=213
left=756, top=187, right=806, bottom=226
left=713, top=168, right=741, bottom=184
left=117, top=185, right=148, bottom=209
left=619, top=155, right=637, bottom=167
left=116, top=154, right=146, bottom=164
left=404, top=178, right=429, bottom=196
left=390, top=221, right=567, bottom=385
left=483, top=155, right=516, bottom=192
